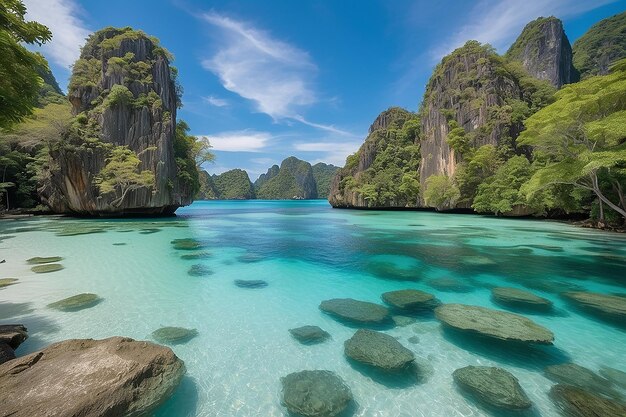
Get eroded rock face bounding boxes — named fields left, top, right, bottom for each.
left=506, top=16, right=577, bottom=87
left=344, top=329, right=414, bottom=371
left=319, top=298, right=389, bottom=325
left=549, top=384, right=626, bottom=417
left=434, top=303, right=554, bottom=344
left=0, top=337, right=185, bottom=417
left=281, top=370, right=353, bottom=417
left=39, top=27, right=192, bottom=215
left=453, top=366, right=532, bottom=410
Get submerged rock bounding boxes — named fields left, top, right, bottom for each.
left=180, top=251, right=213, bottom=260
left=562, top=291, right=626, bottom=321
left=0, top=337, right=185, bottom=417
left=234, top=279, right=268, bottom=289
left=368, top=261, right=419, bottom=281
left=187, top=264, right=214, bottom=277
left=152, top=326, right=198, bottom=344
left=435, top=304, right=554, bottom=344
left=344, top=329, right=414, bottom=372
left=408, top=336, right=420, bottom=344
left=491, top=287, right=553, bottom=311
left=549, top=384, right=626, bottom=417
left=281, top=370, right=353, bottom=417
left=381, top=289, right=437, bottom=311
left=0, top=278, right=18, bottom=288
left=320, top=298, right=389, bottom=325
left=26, top=256, right=63, bottom=265
left=0, top=325, right=28, bottom=349
left=427, top=277, right=473, bottom=293
left=392, top=315, right=417, bottom=327
left=236, top=253, right=265, bottom=263
left=172, top=239, right=205, bottom=251
left=289, top=326, right=331, bottom=345
left=599, top=366, right=626, bottom=390
left=544, top=363, right=620, bottom=399
left=47, top=293, right=101, bottom=312
left=453, top=366, right=532, bottom=410
left=31, top=263, right=63, bottom=273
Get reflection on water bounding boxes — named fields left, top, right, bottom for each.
left=1, top=200, right=626, bottom=416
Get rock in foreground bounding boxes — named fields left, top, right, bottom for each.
left=381, top=289, right=437, bottom=311
left=491, top=287, right=553, bottom=311
left=289, top=326, right=330, bottom=345
left=0, top=324, right=28, bottom=349
left=434, top=304, right=554, bottom=344
left=453, top=366, right=532, bottom=410
left=344, top=329, right=414, bottom=372
left=0, top=337, right=185, bottom=417
left=281, top=370, right=352, bottom=417
left=550, top=384, right=626, bottom=417
left=320, top=298, right=389, bottom=325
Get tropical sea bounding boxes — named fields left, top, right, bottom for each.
left=1, top=200, right=625, bottom=417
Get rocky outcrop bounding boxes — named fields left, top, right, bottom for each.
left=549, top=384, right=626, bottom=417
left=196, top=170, right=218, bottom=200
left=311, top=162, right=339, bottom=198
left=0, top=324, right=28, bottom=365
left=453, top=366, right=532, bottom=410
left=256, top=157, right=318, bottom=199
left=344, top=329, right=415, bottom=371
left=319, top=298, right=389, bottom=325
left=506, top=16, right=577, bottom=87
left=381, top=289, right=438, bottom=311
left=573, top=11, right=626, bottom=78
left=491, top=287, right=553, bottom=311
left=281, top=370, right=353, bottom=417
left=562, top=291, right=626, bottom=323
left=289, top=326, right=331, bottom=345
left=39, top=27, right=192, bottom=215
left=211, top=169, right=255, bottom=199
left=435, top=303, right=554, bottom=344
left=544, top=363, right=622, bottom=399
left=0, top=336, right=185, bottom=416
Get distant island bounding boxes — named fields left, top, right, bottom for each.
left=197, top=157, right=339, bottom=200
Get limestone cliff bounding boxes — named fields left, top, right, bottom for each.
left=311, top=163, right=339, bottom=198
left=39, top=27, right=191, bottom=215
left=573, top=11, right=626, bottom=78
left=506, top=17, right=576, bottom=87
left=256, top=157, right=317, bottom=199
left=212, top=169, right=255, bottom=200
left=254, top=164, right=280, bottom=191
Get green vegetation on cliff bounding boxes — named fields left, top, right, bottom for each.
left=573, top=11, right=626, bottom=78
left=311, top=163, right=339, bottom=198
left=256, top=157, right=317, bottom=199
left=212, top=169, right=255, bottom=200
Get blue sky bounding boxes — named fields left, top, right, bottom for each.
left=24, top=0, right=626, bottom=180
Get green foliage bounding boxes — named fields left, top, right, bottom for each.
left=0, top=0, right=52, bottom=129
left=173, top=120, right=214, bottom=196
left=103, top=85, right=134, bottom=107
left=196, top=170, right=218, bottom=200
left=573, top=11, right=626, bottom=78
left=256, top=157, right=316, bottom=199
left=423, top=175, right=460, bottom=211
left=68, top=58, right=100, bottom=91
left=446, top=120, right=470, bottom=154
left=212, top=169, right=255, bottom=199
left=454, top=144, right=502, bottom=204
left=94, top=146, right=155, bottom=207
left=311, top=163, right=339, bottom=198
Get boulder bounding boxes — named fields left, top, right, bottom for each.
left=319, top=298, right=389, bottom=325
left=152, top=327, right=198, bottom=344
left=599, top=366, right=626, bottom=390
left=234, top=279, right=268, bottom=289
left=0, top=278, right=18, bottom=288
left=0, top=343, right=15, bottom=365
left=187, top=264, right=213, bottom=277
left=549, top=384, right=626, bottom=417
left=544, top=363, right=621, bottom=399
left=392, top=315, right=417, bottom=327
left=171, top=239, right=206, bottom=251
left=427, top=277, right=473, bottom=293
left=26, top=256, right=63, bottom=265
left=0, top=324, right=28, bottom=349
left=381, top=289, right=437, bottom=311
left=0, top=337, right=185, bottom=417
left=344, top=329, right=414, bottom=372
left=491, top=287, right=553, bottom=311
left=281, top=370, right=352, bottom=417
left=435, top=304, right=554, bottom=344
left=47, top=293, right=102, bottom=312
left=31, top=263, right=63, bottom=273
left=289, top=326, right=330, bottom=345
left=562, top=291, right=626, bottom=321
left=453, top=366, right=532, bottom=410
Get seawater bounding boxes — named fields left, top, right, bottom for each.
left=1, top=200, right=625, bottom=416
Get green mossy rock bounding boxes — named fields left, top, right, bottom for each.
left=344, top=329, right=414, bottom=372
left=26, top=256, right=63, bottom=265
left=31, top=264, right=63, bottom=274
left=562, top=291, right=626, bottom=321
left=0, top=279, right=18, bottom=289
left=281, top=370, right=352, bottom=417
left=171, top=239, right=205, bottom=251
left=453, top=366, right=532, bottom=410
left=549, top=384, right=626, bottom=417
left=151, top=326, right=198, bottom=344
left=381, top=289, right=437, bottom=311
left=289, top=326, right=330, bottom=345
left=48, top=293, right=101, bottom=312
left=319, top=298, right=389, bottom=325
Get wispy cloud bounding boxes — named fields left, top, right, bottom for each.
left=203, top=95, right=230, bottom=107
left=293, top=141, right=361, bottom=166
left=431, top=0, right=618, bottom=61
left=23, top=0, right=90, bottom=68
left=198, top=130, right=272, bottom=152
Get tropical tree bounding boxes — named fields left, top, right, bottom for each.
left=423, top=174, right=460, bottom=211
left=0, top=0, right=52, bottom=129
left=519, top=59, right=626, bottom=221
left=95, top=146, right=154, bottom=207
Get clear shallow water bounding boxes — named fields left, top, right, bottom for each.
left=1, top=200, right=625, bottom=417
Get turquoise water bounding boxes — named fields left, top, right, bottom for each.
left=1, top=200, right=625, bottom=416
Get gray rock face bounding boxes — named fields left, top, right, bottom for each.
left=491, top=287, right=553, bottom=311
left=289, top=326, right=331, bottom=345
left=319, top=298, right=389, bottom=325
left=506, top=16, right=576, bottom=87
left=0, top=337, right=185, bottom=417
left=344, top=329, right=414, bottom=371
left=562, top=291, right=626, bottom=321
left=549, top=384, right=626, bottom=417
left=435, top=304, right=554, bottom=344
left=40, top=27, right=192, bottom=215
left=254, top=164, right=279, bottom=190
left=453, top=366, right=532, bottom=410
left=544, top=363, right=621, bottom=399
left=255, top=156, right=318, bottom=199
left=0, top=324, right=28, bottom=349
left=381, top=289, right=437, bottom=311
left=281, top=370, right=352, bottom=417
left=0, top=343, right=15, bottom=365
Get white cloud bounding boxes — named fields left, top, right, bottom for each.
left=293, top=141, right=362, bottom=166
left=198, top=130, right=272, bottom=152
left=203, top=95, right=229, bottom=107
left=431, top=0, right=618, bottom=61
left=23, top=0, right=90, bottom=68
left=251, top=157, right=276, bottom=166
